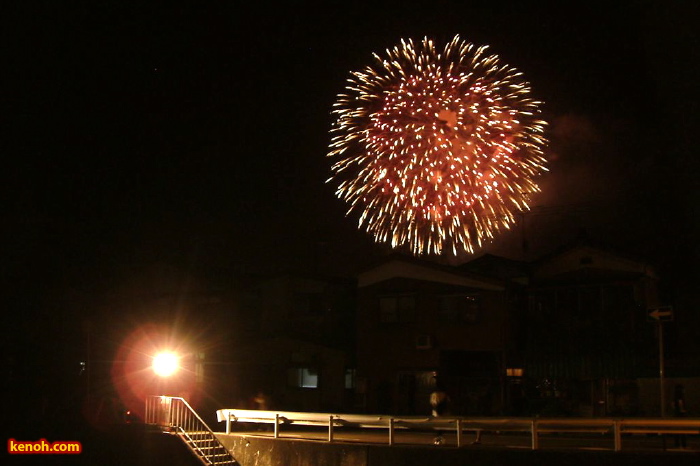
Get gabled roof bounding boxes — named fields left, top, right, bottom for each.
left=358, top=255, right=505, bottom=290
left=531, top=244, right=657, bottom=282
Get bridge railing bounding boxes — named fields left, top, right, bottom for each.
left=216, top=408, right=700, bottom=451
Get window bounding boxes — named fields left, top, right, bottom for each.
left=531, top=290, right=555, bottom=318
left=344, top=368, right=356, bottom=389
left=438, top=294, right=480, bottom=322
left=289, top=367, right=319, bottom=388
left=195, top=353, right=205, bottom=384
left=379, top=297, right=398, bottom=323
left=579, top=286, right=601, bottom=320
left=415, top=334, right=433, bottom=349
left=506, top=367, right=524, bottom=377
left=294, top=292, right=326, bottom=315
left=555, top=288, right=577, bottom=316
left=379, top=295, right=416, bottom=323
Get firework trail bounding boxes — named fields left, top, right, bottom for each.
left=328, top=35, right=548, bottom=255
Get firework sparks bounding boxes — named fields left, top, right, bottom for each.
left=328, top=35, right=548, bottom=256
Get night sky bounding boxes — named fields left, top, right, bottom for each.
left=4, top=2, right=698, bottom=276
left=2, top=0, right=699, bottom=425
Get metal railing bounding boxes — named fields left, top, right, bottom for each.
left=216, top=408, right=700, bottom=451
left=146, top=396, right=237, bottom=465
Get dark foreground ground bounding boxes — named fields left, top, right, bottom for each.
left=5, top=423, right=200, bottom=466
left=4, top=423, right=700, bottom=466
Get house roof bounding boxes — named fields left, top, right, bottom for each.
left=531, top=244, right=657, bottom=283
left=358, top=255, right=505, bottom=290
left=357, top=237, right=657, bottom=290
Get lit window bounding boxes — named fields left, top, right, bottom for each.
left=300, top=368, right=318, bottom=388
left=506, top=367, right=524, bottom=377
left=289, top=367, right=319, bottom=388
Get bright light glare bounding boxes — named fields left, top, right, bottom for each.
left=153, top=352, right=179, bottom=377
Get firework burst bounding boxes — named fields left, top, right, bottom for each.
left=328, top=35, right=548, bottom=256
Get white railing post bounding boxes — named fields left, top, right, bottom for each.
left=614, top=420, right=621, bottom=451
left=531, top=419, right=539, bottom=450
left=389, top=418, right=395, bottom=445
left=161, top=396, right=172, bottom=427
left=456, top=419, right=462, bottom=447
left=174, top=400, right=179, bottom=429
left=274, top=414, right=280, bottom=438
left=226, top=411, right=231, bottom=434
left=145, top=397, right=151, bottom=424
left=328, top=415, right=334, bottom=442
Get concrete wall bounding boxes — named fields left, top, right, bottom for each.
left=217, top=434, right=699, bottom=466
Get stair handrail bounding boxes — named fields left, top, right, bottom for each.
left=173, top=424, right=217, bottom=466
left=146, top=395, right=236, bottom=465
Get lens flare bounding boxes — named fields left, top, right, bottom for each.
left=328, top=35, right=548, bottom=255
left=153, top=351, right=179, bottom=377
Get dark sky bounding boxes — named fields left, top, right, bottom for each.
left=3, top=2, right=700, bottom=434
left=3, top=1, right=699, bottom=300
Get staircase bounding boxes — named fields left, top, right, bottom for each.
left=146, top=396, right=238, bottom=466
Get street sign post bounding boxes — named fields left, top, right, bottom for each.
left=647, top=306, right=673, bottom=417
left=647, top=306, right=674, bottom=322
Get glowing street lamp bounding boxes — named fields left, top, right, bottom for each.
left=152, top=351, right=179, bottom=377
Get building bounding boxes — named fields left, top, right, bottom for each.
left=352, top=241, right=685, bottom=417
left=519, top=243, right=662, bottom=416
left=224, top=273, right=356, bottom=413
left=354, top=255, right=517, bottom=416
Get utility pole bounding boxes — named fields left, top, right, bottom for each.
left=648, top=306, right=673, bottom=417
left=658, top=320, right=665, bottom=418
